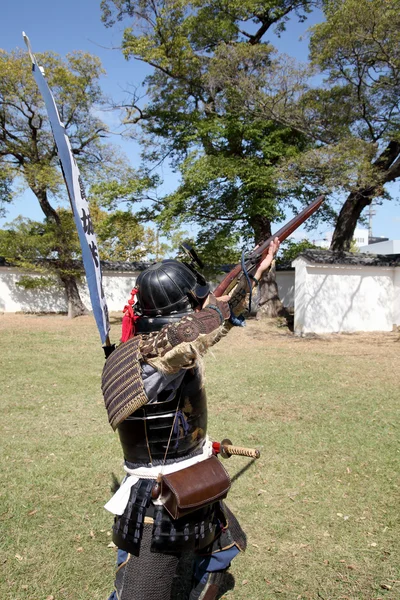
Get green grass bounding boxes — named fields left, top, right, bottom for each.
left=1, top=314, right=399, bottom=600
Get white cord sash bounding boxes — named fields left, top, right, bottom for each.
left=104, top=437, right=213, bottom=515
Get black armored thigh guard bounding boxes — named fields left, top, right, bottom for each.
left=115, top=524, right=195, bottom=600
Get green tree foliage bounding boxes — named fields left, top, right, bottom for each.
left=0, top=49, right=110, bottom=315
left=0, top=49, right=154, bottom=315
left=0, top=49, right=109, bottom=198
left=0, top=210, right=82, bottom=292
left=90, top=201, right=160, bottom=261
left=0, top=205, right=163, bottom=294
left=101, top=2, right=320, bottom=235
left=278, top=238, right=320, bottom=264
left=0, top=166, right=12, bottom=216
left=101, top=0, right=324, bottom=315
left=310, top=0, right=400, bottom=250
left=220, top=0, right=400, bottom=250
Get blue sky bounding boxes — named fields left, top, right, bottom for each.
left=1, top=0, right=399, bottom=242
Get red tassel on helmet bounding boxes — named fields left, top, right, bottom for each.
left=121, top=287, right=140, bottom=342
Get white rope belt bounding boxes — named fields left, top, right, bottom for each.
left=104, top=437, right=213, bottom=516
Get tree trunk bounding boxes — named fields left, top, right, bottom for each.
left=257, top=259, right=285, bottom=318
left=330, top=188, right=374, bottom=251
left=251, top=214, right=272, bottom=245
left=250, top=213, right=284, bottom=318
left=330, top=141, right=400, bottom=252
left=32, top=186, right=88, bottom=318
left=59, top=273, right=89, bottom=318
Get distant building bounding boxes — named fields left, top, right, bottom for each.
left=359, top=239, right=400, bottom=255
left=312, top=228, right=369, bottom=249
left=368, top=236, right=389, bottom=245
left=312, top=229, right=392, bottom=251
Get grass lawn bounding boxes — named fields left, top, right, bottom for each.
left=0, top=313, right=399, bottom=600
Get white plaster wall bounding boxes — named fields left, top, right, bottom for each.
left=2, top=264, right=397, bottom=334
left=0, top=268, right=68, bottom=312
left=1, top=266, right=295, bottom=313
left=87, top=271, right=296, bottom=312
left=79, top=271, right=139, bottom=313
left=276, top=271, right=295, bottom=308
left=292, top=259, right=308, bottom=334
left=0, top=268, right=141, bottom=314
left=293, top=258, right=395, bottom=334
left=393, top=268, right=400, bottom=327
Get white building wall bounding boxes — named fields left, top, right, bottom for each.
left=2, top=264, right=398, bottom=335
left=292, top=259, right=308, bottom=333
left=0, top=268, right=67, bottom=312
left=79, top=271, right=138, bottom=313
left=393, top=268, right=400, bottom=327
left=0, top=268, right=141, bottom=314
left=0, top=267, right=296, bottom=314
left=276, top=271, right=295, bottom=309
left=293, top=258, right=397, bottom=334
left=313, top=228, right=369, bottom=249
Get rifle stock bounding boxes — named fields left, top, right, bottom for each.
left=213, top=195, right=325, bottom=297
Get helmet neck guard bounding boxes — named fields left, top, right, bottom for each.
left=135, top=312, right=192, bottom=334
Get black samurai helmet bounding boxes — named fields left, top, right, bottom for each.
left=134, top=257, right=210, bottom=333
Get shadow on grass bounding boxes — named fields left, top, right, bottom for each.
left=18, top=310, right=68, bottom=316
left=219, top=572, right=235, bottom=598
left=230, top=458, right=258, bottom=485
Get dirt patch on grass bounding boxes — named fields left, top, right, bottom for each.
left=225, top=317, right=400, bottom=356
left=4, top=311, right=398, bottom=389
left=241, top=402, right=299, bottom=422
left=0, top=312, right=123, bottom=334
left=0, top=312, right=88, bottom=333
left=208, top=317, right=400, bottom=390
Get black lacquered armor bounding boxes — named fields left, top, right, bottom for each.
left=117, top=366, right=207, bottom=465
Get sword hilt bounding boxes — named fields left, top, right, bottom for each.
left=223, top=444, right=260, bottom=459
left=213, top=439, right=261, bottom=459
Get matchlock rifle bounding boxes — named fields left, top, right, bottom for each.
left=213, top=195, right=325, bottom=299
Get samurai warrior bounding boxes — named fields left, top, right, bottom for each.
left=102, top=239, right=279, bottom=600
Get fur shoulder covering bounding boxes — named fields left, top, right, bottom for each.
left=139, top=305, right=229, bottom=360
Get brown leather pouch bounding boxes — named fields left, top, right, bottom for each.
left=159, top=456, right=231, bottom=520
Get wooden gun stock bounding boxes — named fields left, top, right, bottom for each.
left=213, top=195, right=325, bottom=297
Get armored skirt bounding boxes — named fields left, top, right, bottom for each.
left=110, top=492, right=245, bottom=600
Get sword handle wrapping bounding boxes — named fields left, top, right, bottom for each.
left=223, top=444, right=260, bottom=459
left=213, top=439, right=261, bottom=459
